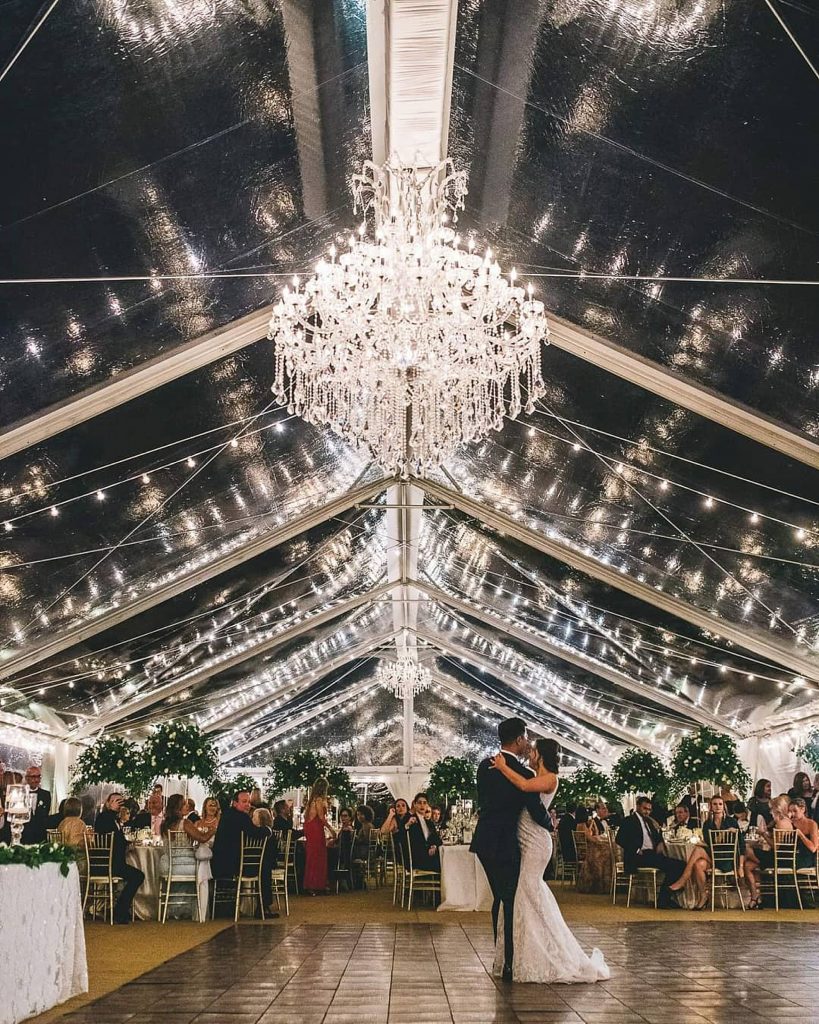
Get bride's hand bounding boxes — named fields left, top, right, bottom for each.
left=490, top=753, right=507, bottom=771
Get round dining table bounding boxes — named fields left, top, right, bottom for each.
left=126, top=842, right=209, bottom=920
left=438, top=844, right=493, bottom=911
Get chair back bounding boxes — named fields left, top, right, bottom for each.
left=707, top=828, right=739, bottom=872
left=239, top=832, right=267, bottom=879
left=772, top=828, right=798, bottom=870
left=87, top=831, right=115, bottom=877
left=273, top=828, right=293, bottom=872
left=46, top=828, right=61, bottom=844
left=165, top=829, right=195, bottom=876
left=573, top=828, right=588, bottom=861
left=336, top=829, right=354, bottom=871
left=607, top=828, right=623, bottom=868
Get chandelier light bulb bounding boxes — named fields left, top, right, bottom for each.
left=268, top=158, right=549, bottom=475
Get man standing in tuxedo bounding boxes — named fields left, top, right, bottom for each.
left=616, top=795, right=684, bottom=908
left=470, top=717, right=552, bottom=982
left=21, top=765, right=51, bottom=844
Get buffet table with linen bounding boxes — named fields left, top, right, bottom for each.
left=437, top=844, right=493, bottom=911
left=0, top=861, right=88, bottom=1024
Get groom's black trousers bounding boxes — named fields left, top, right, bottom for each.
left=476, top=851, right=519, bottom=970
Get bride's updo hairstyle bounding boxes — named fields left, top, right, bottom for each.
left=535, top=738, right=560, bottom=774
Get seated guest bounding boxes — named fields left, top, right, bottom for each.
left=183, top=798, right=200, bottom=823
left=131, top=791, right=164, bottom=834
left=21, top=765, right=51, bottom=844
left=747, top=778, right=773, bottom=828
left=405, top=793, right=442, bottom=871
left=591, top=801, right=611, bottom=835
left=668, top=803, right=692, bottom=837
left=431, top=806, right=443, bottom=827
left=810, top=777, right=819, bottom=825
left=558, top=805, right=578, bottom=863
left=212, top=789, right=275, bottom=915
left=250, top=787, right=266, bottom=810
left=159, top=794, right=200, bottom=918
left=47, top=799, right=67, bottom=830
left=668, top=795, right=744, bottom=910
left=80, top=794, right=97, bottom=826
left=678, top=785, right=701, bottom=828
left=616, top=796, right=685, bottom=908
left=734, top=803, right=750, bottom=831
left=719, top=785, right=742, bottom=816
left=251, top=806, right=279, bottom=914
left=352, top=805, right=376, bottom=887
left=650, top=796, right=670, bottom=829
left=118, top=803, right=133, bottom=829
left=789, top=798, right=819, bottom=869
left=380, top=798, right=411, bottom=837
left=272, top=799, right=293, bottom=833
left=575, top=806, right=597, bottom=838
left=57, top=797, right=88, bottom=848
left=744, top=794, right=794, bottom=908
left=95, top=792, right=145, bottom=923
left=788, top=772, right=813, bottom=803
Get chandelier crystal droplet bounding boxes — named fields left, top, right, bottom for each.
left=268, top=158, right=549, bottom=475
left=377, top=653, right=432, bottom=701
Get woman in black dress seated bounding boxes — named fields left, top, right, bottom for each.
left=667, top=795, right=743, bottom=910
left=743, top=794, right=794, bottom=908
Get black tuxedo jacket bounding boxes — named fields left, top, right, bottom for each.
left=616, top=812, right=663, bottom=875
left=21, top=788, right=51, bottom=844
left=130, top=811, right=154, bottom=831
left=211, top=806, right=272, bottom=879
left=0, top=815, right=11, bottom=845
left=470, top=752, right=550, bottom=865
left=557, top=813, right=577, bottom=861
left=94, top=808, right=129, bottom=874
left=406, top=818, right=442, bottom=870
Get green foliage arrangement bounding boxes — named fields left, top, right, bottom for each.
left=264, top=749, right=331, bottom=800
left=795, top=729, right=819, bottom=773
left=611, top=748, right=673, bottom=804
left=559, top=764, right=619, bottom=808
left=671, top=726, right=751, bottom=794
left=428, top=756, right=477, bottom=806
left=0, top=841, right=77, bottom=876
left=212, top=773, right=259, bottom=809
left=70, top=735, right=152, bottom=797
left=143, top=720, right=220, bottom=786
left=326, top=764, right=357, bottom=807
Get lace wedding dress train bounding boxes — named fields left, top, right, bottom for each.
left=493, top=786, right=610, bottom=984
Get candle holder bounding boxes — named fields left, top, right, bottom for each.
left=4, top=784, right=32, bottom=846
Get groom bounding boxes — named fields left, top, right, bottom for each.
left=470, top=717, right=552, bottom=981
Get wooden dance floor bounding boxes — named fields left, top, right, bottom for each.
left=56, top=920, right=819, bottom=1024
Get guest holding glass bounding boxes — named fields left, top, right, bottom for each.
left=303, top=777, right=336, bottom=895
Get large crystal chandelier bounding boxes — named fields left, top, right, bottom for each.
left=377, top=652, right=432, bottom=701
left=268, top=158, right=549, bottom=475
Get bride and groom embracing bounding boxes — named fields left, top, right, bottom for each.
left=469, top=717, right=610, bottom=985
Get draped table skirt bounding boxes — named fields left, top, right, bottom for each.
left=0, top=861, right=88, bottom=1024
left=438, top=844, right=493, bottom=911
left=126, top=845, right=209, bottom=920
left=577, top=836, right=613, bottom=894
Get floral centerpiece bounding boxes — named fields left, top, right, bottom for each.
left=795, top=729, right=819, bottom=773
left=428, top=756, right=477, bottom=807
left=611, top=748, right=674, bottom=805
left=70, top=735, right=152, bottom=797
left=143, top=720, right=219, bottom=787
left=671, top=726, right=751, bottom=794
left=559, top=765, right=619, bottom=809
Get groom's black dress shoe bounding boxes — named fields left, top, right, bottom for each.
left=501, top=966, right=513, bottom=982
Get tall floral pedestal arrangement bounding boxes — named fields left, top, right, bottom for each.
left=611, top=748, right=675, bottom=814
left=671, top=726, right=751, bottom=820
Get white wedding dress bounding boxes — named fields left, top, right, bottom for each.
left=493, top=783, right=610, bottom=984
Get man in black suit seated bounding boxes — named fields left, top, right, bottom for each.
left=405, top=793, right=442, bottom=871
left=20, top=765, right=51, bottom=844
left=272, top=799, right=297, bottom=834
left=616, top=795, right=684, bottom=908
left=558, top=805, right=578, bottom=862
left=95, top=792, right=145, bottom=923
left=470, top=717, right=552, bottom=982
left=212, top=789, right=276, bottom=916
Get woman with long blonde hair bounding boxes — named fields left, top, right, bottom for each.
left=303, top=777, right=336, bottom=895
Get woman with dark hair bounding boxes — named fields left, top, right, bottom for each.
left=159, top=793, right=199, bottom=918
left=788, top=773, right=813, bottom=803
left=668, top=795, right=744, bottom=910
left=303, top=777, right=336, bottom=895
left=379, top=798, right=411, bottom=837
left=490, top=738, right=608, bottom=984
left=748, top=779, right=773, bottom=827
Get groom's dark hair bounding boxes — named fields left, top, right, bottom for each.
left=498, top=717, right=526, bottom=745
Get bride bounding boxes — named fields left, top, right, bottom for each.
left=491, top=738, right=609, bottom=984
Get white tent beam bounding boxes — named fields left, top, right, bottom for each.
left=70, top=583, right=395, bottom=740
left=0, top=477, right=389, bottom=684
left=416, top=627, right=653, bottom=753
left=0, top=305, right=274, bottom=462
left=429, top=669, right=613, bottom=767
left=419, top=478, right=819, bottom=682
left=222, top=676, right=379, bottom=762
left=414, top=579, right=733, bottom=735
left=548, top=313, right=819, bottom=471
left=203, top=628, right=397, bottom=734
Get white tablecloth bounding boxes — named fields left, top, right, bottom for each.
left=438, top=845, right=493, bottom=911
left=127, top=843, right=210, bottom=920
left=0, top=861, right=88, bottom=1024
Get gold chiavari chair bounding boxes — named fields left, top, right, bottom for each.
left=85, top=832, right=122, bottom=925
left=706, top=828, right=745, bottom=911
left=270, top=829, right=292, bottom=916
left=760, top=829, right=802, bottom=911
left=404, top=833, right=440, bottom=911
left=211, top=833, right=269, bottom=921
left=159, top=831, right=199, bottom=923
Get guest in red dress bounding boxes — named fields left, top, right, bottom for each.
left=302, top=777, right=336, bottom=894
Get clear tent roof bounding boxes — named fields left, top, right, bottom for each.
left=1, top=0, right=818, bottom=770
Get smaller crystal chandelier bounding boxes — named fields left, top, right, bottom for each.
left=377, top=652, right=432, bottom=701
left=268, top=157, right=549, bottom=475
